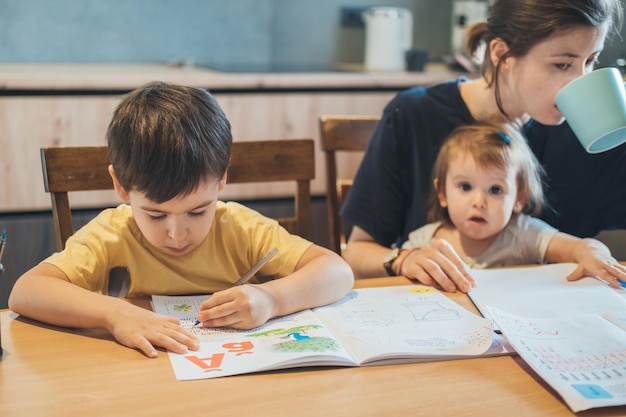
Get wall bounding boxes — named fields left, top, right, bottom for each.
left=1, top=1, right=625, bottom=68
left=0, top=0, right=454, bottom=68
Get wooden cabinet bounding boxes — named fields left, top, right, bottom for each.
left=0, top=96, right=118, bottom=211
left=216, top=91, right=395, bottom=199
left=0, top=63, right=461, bottom=212
left=0, top=91, right=396, bottom=212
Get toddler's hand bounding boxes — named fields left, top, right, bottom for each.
left=566, top=251, right=626, bottom=289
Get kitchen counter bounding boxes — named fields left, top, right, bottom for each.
left=0, top=62, right=463, bottom=92
left=0, top=63, right=465, bottom=213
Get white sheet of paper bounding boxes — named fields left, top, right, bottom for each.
left=468, top=263, right=626, bottom=330
left=492, top=307, right=626, bottom=412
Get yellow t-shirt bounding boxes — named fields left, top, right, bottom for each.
left=44, top=202, right=312, bottom=296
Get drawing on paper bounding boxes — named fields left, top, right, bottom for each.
left=497, top=315, right=560, bottom=337
left=462, top=326, right=493, bottom=347
left=403, top=300, right=460, bottom=322
left=248, top=325, right=341, bottom=353
left=172, top=303, right=194, bottom=313
left=158, top=298, right=204, bottom=316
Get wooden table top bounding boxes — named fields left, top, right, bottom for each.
left=1, top=276, right=625, bottom=417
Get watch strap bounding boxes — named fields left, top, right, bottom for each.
left=383, top=248, right=403, bottom=276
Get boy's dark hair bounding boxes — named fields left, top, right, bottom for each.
left=107, top=81, right=232, bottom=203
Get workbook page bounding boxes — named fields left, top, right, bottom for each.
left=152, top=295, right=356, bottom=380
left=312, top=285, right=496, bottom=365
left=492, top=308, right=626, bottom=412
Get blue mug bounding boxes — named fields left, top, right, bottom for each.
left=555, top=67, right=626, bottom=153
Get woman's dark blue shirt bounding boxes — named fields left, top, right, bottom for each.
left=341, top=78, right=626, bottom=248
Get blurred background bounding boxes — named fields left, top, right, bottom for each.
left=0, top=0, right=623, bottom=71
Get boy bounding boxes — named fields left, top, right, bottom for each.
left=9, top=81, right=354, bottom=358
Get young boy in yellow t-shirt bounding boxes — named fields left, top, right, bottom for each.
left=9, top=81, right=354, bottom=358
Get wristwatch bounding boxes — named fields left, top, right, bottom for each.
left=383, top=247, right=403, bottom=276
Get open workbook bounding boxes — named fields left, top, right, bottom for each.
left=468, top=263, right=626, bottom=412
left=152, top=285, right=510, bottom=380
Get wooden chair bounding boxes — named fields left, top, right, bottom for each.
left=319, top=115, right=380, bottom=255
left=41, top=146, right=112, bottom=251
left=227, top=139, right=315, bottom=239
left=41, top=139, right=315, bottom=251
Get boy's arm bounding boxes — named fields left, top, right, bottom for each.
left=8, top=263, right=199, bottom=358
left=546, top=233, right=626, bottom=287
left=261, top=244, right=354, bottom=317
left=197, top=245, right=354, bottom=329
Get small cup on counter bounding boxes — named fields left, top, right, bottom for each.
left=405, top=48, right=428, bottom=72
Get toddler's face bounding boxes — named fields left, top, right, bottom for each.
left=439, top=153, right=522, bottom=242
left=126, top=176, right=225, bottom=256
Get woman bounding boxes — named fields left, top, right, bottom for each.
left=341, top=0, right=626, bottom=289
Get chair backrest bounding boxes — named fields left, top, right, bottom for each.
left=227, top=139, right=315, bottom=238
left=319, top=115, right=380, bottom=255
left=41, top=139, right=315, bottom=251
left=41, top=146, right=113, bottom=251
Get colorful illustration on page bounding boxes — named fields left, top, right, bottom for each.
left=249, top=324, right=341, bottom=353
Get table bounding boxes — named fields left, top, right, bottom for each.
left=2, top=277, right=625, bottom=417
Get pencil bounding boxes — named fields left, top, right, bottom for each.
left=233, top=247, right=279, bottom=286
left=0, top=229, right=7, bottom=262
left=0, top=229, right=6, bottom=271
left=194, top=247, right=279, bottom=327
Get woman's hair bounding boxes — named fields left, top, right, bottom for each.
left=466, top=0, right=624, bottom=117
left=107, top=81, right=232, bottom=203
left=427, top=122, right=546, bottom=225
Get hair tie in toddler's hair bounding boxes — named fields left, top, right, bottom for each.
left=497, top=131, right=511, bottom=144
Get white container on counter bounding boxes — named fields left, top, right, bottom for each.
left=363, top=7, right=413, bottom=72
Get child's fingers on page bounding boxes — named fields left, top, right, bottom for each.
left=606, top=262, right=626, bottom=278
left=593, top=266, right=626, bottom=288
left=160, top=322, right=200, bottom=349
left=118, top=335, right=159, bottom=358
left=148, top=329, right=195, bottom=355
left=168, top=333, right=200, bottom=351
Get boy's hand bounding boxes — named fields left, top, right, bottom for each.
left=196, top=285, right=275, bottom=329
left=399, top=239, right=474, bottom=293
left=106, top=304, right=200, bottom=358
